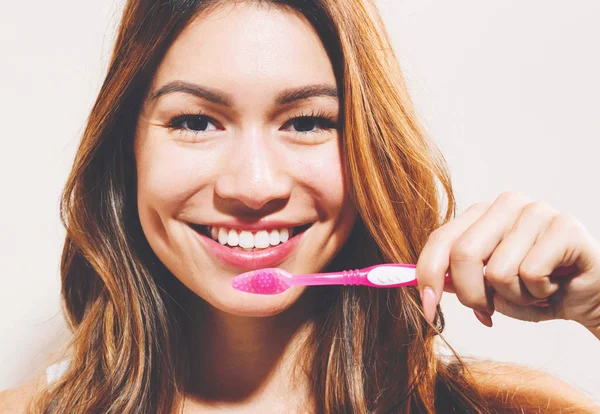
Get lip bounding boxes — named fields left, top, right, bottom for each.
left=190, top=224, right=310, bottom=271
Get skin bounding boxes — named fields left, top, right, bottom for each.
left=416, top=191, right=600, bottom=342
left=134, top=3, right=355, bottom=411
left=134, top=2, right=356, bottom=319
left=2, top=2, right=600, bottom=413
left=134, top=3, right=600, bottom=411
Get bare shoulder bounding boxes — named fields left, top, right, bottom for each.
left=467, top=360, right=600, bottom=413
left=0, top=376, right=44, bottom=413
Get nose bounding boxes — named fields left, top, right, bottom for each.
left=214, top=132, right=293, bottom=211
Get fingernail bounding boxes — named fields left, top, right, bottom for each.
left=421, top=286, right=437, bottom=323
left=474, top=309, right=493, bottom=327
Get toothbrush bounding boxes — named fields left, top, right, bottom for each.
left=231, top=264, right=451, bottom=295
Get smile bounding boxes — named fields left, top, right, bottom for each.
left=189, top=222, right=313, bottom=271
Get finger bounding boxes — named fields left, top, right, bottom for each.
left=485, top=202, right=557, bottom=306
left=417, top=202, right=491, bottom=323
left=449, top=192, right=532, bottom=313
left=519, top=214, right=585, bottom=299
left=493, top=293, right=555, bottom=322
left=443, top=274, right=456, bottom=294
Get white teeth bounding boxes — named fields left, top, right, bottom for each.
left=269, top=229, right=280, bottom=246
left=280, top=228, right=289, bottom=243
left=227, top=229, right=239, bottom=246
left=218, top=227, right=228, bottom=245
left=255, top=230, right=270, bottom=248
left=238, top=230, right=254, bottom=249
left=207, top=226, right=298, bottom=249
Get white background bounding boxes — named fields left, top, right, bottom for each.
left=1, top=0, right=598, bottom=403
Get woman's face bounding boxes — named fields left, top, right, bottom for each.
left=134, top=3, right=356, bottom=317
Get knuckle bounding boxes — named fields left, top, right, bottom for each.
left=518, top=262, right=545, bottom=282
left=496, top=190, right=530, bottom=206
left=551, top=213, right=584, bottom=233
left=467, top=201, right=491, bottom=212
left=522, top=201, right=557, bottom=218
left=484, top=264, right=513, bottom=285
left=427, top=227, right=447, bottom=243
left=450, top=240, right=480, bottom=262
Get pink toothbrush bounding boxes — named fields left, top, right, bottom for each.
left=231, top=264, right=451, bottom=295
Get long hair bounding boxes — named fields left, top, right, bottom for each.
left=31, top=0, right=554, bottom=412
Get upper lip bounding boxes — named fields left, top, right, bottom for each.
left=187, top=220, right=314, bottom=232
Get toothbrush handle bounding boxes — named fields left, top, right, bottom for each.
left=294, top=265, right=420, bottom=287
left=342, top=268, right=368, bottom=286
left=291, top=269, right=373, bottom=286
left=291, top=264, right=450, bottom=288
left=352, top=264, right=450, bottom=288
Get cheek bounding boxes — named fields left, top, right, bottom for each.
left=293, top=141, right=349, bottom=213
left=136, top=141, right=214, bottom=215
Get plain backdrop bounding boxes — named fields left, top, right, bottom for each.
left=1, top=0, right=599, bottom=403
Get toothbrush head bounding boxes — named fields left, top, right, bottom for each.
left=231, top=268, right=292, bottom=295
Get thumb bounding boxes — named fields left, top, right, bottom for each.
left=492, top=294, right=556, bottom=323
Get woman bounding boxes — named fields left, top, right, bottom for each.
left=1, top=0, right=599, bottom=412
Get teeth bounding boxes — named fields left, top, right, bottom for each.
left=255, top=230, right=270, bottom=248
left=227, top=229, right=239, bottom=246
left=280, top=228, right=289, bottom=243
left=218, top=227, right=228, bottom=245
left=269, top=229, right=280, bottom=246
left=238, top=230, right=253, bottom=248
left=207, top=226, right=298, bottom=249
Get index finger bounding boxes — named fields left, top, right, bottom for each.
left=416, top=202, right=490, bottom=322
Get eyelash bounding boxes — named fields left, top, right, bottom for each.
left=165, top=109, right=338, bottom=140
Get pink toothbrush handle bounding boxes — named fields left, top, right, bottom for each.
left=290, top=264, right=450, bottom=288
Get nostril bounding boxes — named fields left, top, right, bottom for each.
left=214, top=178, right=292, bottom=213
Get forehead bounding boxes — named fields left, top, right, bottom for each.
left=152, top=2, right=336, bottom=94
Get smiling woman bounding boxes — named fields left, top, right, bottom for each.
left=132, top=4, right=355, bottom=323
left=2, top=0, right=599, bottom=413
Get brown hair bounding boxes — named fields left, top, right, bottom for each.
left=30, top=0, right=570, bottom=412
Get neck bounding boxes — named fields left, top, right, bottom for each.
left=185, top=291, right=317, bottom=409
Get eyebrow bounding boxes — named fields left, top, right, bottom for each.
left=149, top=81, right=338, bottom=106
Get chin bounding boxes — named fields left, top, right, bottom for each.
left=209, top=292, right=307, bottom=318
left=196, top=280, right=308, bottom=318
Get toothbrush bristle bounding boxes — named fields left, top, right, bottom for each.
left=231, top=268, right=291, bottom=294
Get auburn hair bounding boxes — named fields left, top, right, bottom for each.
left=30, top=0, right=571, bottom=412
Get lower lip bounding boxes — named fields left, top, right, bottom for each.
left=191, top=226, right=308, bottom=271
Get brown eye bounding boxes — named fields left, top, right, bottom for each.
left=292, top=117, right=319, bottom=132
left=170, top=115, right=218, bottom=132
left=286, top=116, right=337, bottom=134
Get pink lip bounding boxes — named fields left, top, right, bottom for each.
left=191, top=225, right=308, bottom=271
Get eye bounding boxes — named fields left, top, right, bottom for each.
left=167, top=114, right=219, bottom=133
left=283, top=110, right=338, bottom=135
left=290, top=117, right=325, bottom=133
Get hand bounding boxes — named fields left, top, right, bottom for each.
left=415, top=191, right=600, bottom=340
